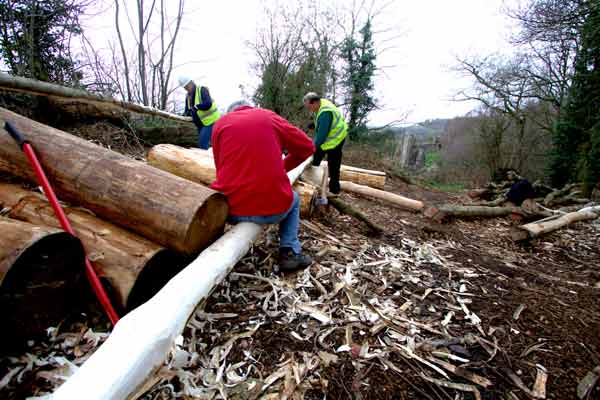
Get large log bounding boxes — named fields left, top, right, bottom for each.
left=0, top=217, right=85, bottom=350
left=511, top=205, right=600, bottom=241
left=147, top=143, right=317, bottom=217
left=0, top=107, right=228, bottom=254
left=52, top=156, right=313, bottom=400
left=0, top=73, right=191, bottom=123
left=149, top=144, right=386, bottom=189
left=0, top=184, right=184, bottom=310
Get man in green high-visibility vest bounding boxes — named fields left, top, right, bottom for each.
left=179, top=76, right=221, bottom=149
left=303, top=92, right=348, bottom=195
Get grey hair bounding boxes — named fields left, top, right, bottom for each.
left=226, top=100, right=251, bottom=113
left=303, top=92, right=321, bottom=103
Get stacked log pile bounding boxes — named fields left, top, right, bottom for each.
left=0, top=108, right=229, bottom=342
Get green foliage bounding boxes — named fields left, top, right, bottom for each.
left=425, top=151, right=441, bottom=168
left=550, top=1, right=600, bottom=194
left=421, top=181, right=465, bottom=192
left=340, top=19, right=377, bottom=141
left=0, top=0, right=85, bottom=84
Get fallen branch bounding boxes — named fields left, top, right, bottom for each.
left=424, top=204, right=550, bottom=223
left=511, top=205, right=600, bottom=242
left=327, top=196, right=384, bottom=234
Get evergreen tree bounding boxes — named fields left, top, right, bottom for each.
left=340, top=19, right=377, bottom=141
left=550, top=0, right=600, bottom=194
left=0, top=0, right=85, bottom=84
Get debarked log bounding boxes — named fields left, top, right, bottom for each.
left=0, top=217, right=85, bottom=350
left=0, top=184, right=185, bottom=310
left=511, top=205, right=600, bottom=242
left=0, top=107, right=228, bottom=255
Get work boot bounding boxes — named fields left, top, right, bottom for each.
left=277, top=247, right=312, bottom=273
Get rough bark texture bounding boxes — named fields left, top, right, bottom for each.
left=0, top=184, right=184, bottom=310
left=0, top=217, right=85, bottom=349
left=0, top=73, right=191, bottom=123
left=0, top=107, right=228, bottom=255
left=424, top=204, right=551, bottom=223
left=147, top=144, right=316, bottom=216
left=336, top=164, right=386, bottom=190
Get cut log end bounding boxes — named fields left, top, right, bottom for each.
left=186, top=193, right=229, bottom=254
left=510, top=227, right=531, bottom=242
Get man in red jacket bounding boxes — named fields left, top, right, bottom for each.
left=211, top=101, right=316, bottom=272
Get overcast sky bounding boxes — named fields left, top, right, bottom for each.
left=82, top=0, right=520, bottom=126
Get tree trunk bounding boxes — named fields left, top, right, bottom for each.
left=0, top=184, right=184, bottom=310
left=0, top=107, right=228, bottom=255
left=147, top=144, right=317, bottom=216
left=0, top=217, right=85, bottom=350
left=0, top=73, right=190, bottom=122
left=51, top=157, right=314, bottom=400
left=335, top=164, right=386, bottom=189
left=424, top=204, right=551, bottom=223
left=511, top=206, right=600, bottom=241
left=340, top=181, right=424, bottom=211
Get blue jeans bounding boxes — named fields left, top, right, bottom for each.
left=228, top=192, right=301, bottom=254
left=198, top=124, right=213, bottom=149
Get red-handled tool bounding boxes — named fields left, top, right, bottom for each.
left=4, top=121, right=119, bottom=325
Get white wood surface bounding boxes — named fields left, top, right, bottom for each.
left=51, top=157, right=313, bottom=400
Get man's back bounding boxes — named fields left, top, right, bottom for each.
left=211, top=106, right=314, bottom=217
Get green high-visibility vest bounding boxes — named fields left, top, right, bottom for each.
left=187, top=86, right=221, bottom=126
left=315, top=99, right=348, bottom=150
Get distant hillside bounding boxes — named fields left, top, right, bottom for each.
left=376, top=118, right=449, bottom=140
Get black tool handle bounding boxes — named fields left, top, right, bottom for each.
left=4, top=121, right=27, bottom=148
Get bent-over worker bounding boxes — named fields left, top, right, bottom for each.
left=179, top=76, right=221, bottom=149
left=211, top=100, right=315, bottom=273
left=303, top=92, right=348, bottom=195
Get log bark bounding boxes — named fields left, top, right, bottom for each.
left=51, top=156, right=313, bottom=400
left=335, top=164, right=386, bottom=190
left=0, top=73, right=191, bottom=123
left=0, top=184, right=184, bottom=310
left=0, top=107, right=228, bottom=254
left=511, top=206, right=600, bottom=242
left=147, top=144, right=316, bottom=217
left=0, top=217, right=85, bottom=349
left=424, top=204, right=551, bottom=223
left=340, top=181, right=424, bottom=211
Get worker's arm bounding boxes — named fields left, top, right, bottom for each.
left=314, top=111, right=332, bottom=149
left=272, top=113, right=315, bottom=172
left=183, top=95, right=192, bottom=117
left=195, top=86, right=213, bottom=111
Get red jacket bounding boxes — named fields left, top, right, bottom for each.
left=211, top=106, right=315, bottom=217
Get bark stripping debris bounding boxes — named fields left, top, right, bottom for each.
left=327, top=196, right=384, bottom=234
left=0, top=73, right=191, bottom=123
left=0, top=217, right=85, bottom=349
left=0, top=107, right=228, bottom=254
left=0, top=184, right=183, bottom=310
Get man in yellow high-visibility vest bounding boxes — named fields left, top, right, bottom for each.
left=179, top=76, right=221, bottom=149
left=303, top=92, right=348, bottom=195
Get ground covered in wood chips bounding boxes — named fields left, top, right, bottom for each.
left=1, top=162, right=599, bottom=399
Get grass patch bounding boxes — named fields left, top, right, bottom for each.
left=421, top=181, right=465, bottom=192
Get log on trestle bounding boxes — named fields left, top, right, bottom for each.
left=0, top=217, right=85, bottom=350
left=0, top=107, right=228, bottom=255
left=51, top=156, right=314, bottom=400
left=0, top=184, right=184, bottom=310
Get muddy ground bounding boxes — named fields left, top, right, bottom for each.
left=0, top=120, right=598, bottom=399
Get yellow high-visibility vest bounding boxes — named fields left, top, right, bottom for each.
left=315, top=99, right=348, bottom=150
left=187, top=86, right=221, bottom=126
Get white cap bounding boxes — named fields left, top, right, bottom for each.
left=178, top=76, right=193, bottom=87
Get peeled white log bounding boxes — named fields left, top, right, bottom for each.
left=512, top=205, right=600, bottom=241
left=52, top=156, right=313, bottom=400
left=0, top=73, right=191, bottom=123
left=339, top=181, right=424, bottom=211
